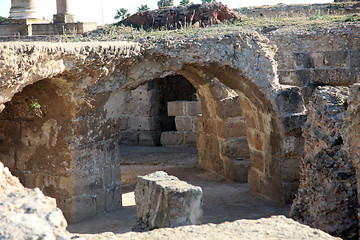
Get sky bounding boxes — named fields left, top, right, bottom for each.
left=0, top=0, right=332, bottom=26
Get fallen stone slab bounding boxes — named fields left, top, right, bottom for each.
left=134, top=171, right=202, bottom=229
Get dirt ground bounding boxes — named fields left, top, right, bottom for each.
left=68, top=146, right=290, bottom=236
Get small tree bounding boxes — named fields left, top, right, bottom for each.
left=114, top=8, right=130, bottom=20
left=179, top=0, right=192, bottom=5
left=0, top=16, right=6, bottom=22
left=137, top=4, right=150, bottom=12
left=202, top=0, right=216, bottom=3
left=157, top=0, right=174, bottom=8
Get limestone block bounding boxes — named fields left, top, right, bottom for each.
left=128, top=116, right=159, bottom=131
left=175, top=116, right=197, bottom=132
left=160, top=131, right=183, bottom=146
left=138, top=131, right=161, bottom=146
left=217, top=117, right=246, bottom=138
left=185, top=101, right=202, bottom=116
left=275, top=87, right=305, bottom=115
left=167, top=101, right=186, bottom=116
left=221, top=137, right=250, bottom=160
left=216, top=97, right=242, bottom=119
left=135, top=171, right=203, bottom=228
left=183, top=132, right=197, bottom=146
left=129, top=89, right=159, bottom=102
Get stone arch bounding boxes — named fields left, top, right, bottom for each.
left=0, top=35, right=306, bottom=223
left=0, top=77, right=78, bottom=221
left=122, top=35, right=306, bottom=203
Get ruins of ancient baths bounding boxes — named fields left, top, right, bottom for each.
left=0, top=0, right=360, bottom=239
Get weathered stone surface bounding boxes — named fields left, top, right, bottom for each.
left=0, top=162, right=70, bottom=239
left=135, top=171, right=203, bottom=228
left=121, top=3, right=240, bottom=30
left=290, top=86, right=358, bottom=239
left=78, top=216, right=340, bottom=240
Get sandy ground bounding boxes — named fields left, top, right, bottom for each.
left=68, top=146, right=290, bottom=236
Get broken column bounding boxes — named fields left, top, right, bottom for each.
left=135, top=171, right=203, bottom=228
left=53, top=0, right=75, bottom=23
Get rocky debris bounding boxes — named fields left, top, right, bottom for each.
left=0, top=162, right=70, bottom=239
left=290, top=86, right=358, bottom=239
left=134, top=171, right=203, bottom=229
left=120, top=3, right=240, bottom=30
left=74, top=215, right=340, bottom=240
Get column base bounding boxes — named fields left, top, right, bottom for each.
left=53, top=14, right=75, bottom=23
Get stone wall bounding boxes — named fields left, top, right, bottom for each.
left=290, top=87, right=358, bottom=239
left=0, top=29, right=315, bottom=221
left=119, top=75, right=198, bottom=146
left=161, top=100, right=201, bottom=147
left=236, top=2, right=360, bottom=19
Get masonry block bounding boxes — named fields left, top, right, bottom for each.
left=138, top=131, right=161, bottom=146
left=216, top=97, right=242, bottom=119
left=224, top=159, right=251, bottom=183
left=128, top=116, right=160, bottom=131
left=183, top=132, right=197, bottom=146
left=275, top=87, right=305, bottom=115
left=250, top=149, right=265, bottom=172
left=129, top=89, right=159, bottom=102
left=168, top=101, right=186, bottom=116
left=105, top=186, right=122, bottom=213
left=175, top=116, right=198, bottom=132
left=221, top=137, right=250, bottom=160
left=217, top=117, right=246, bottom=138
left=135, top=171, right=203, bottom=228
left=74, top=195, right=97, bottom=223
left=281, top=158, right=301, bottom=181
left=248, top=168, right=262, bottom=193
left=185, top=101, right=202, bottom=116
left=160, top=131, right=183, bottom=146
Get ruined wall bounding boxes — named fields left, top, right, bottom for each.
left=266, top=27, right=360, bottom=237
left=290, top=87, right=358, bottom=239
left=119, top=75, right=198, bottom=146
left=0, top=30, right=307, bottom=221
left=236, top=2, right=360, bottom=19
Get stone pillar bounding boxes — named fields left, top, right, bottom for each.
left=53, top=0, right=75, bottom=23
left=9, top=0, right=41, bottom=19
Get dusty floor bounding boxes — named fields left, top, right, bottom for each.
left=68, top=146, right=290, bottom=236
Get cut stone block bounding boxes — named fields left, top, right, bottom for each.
left=168, top=101, right=186, bottom=116
left=160, top=131, right=183, bottom=146
left=135, top=171, right=203, bottom=228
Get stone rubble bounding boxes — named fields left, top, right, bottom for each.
left=121, top=3, right=240, bottom=30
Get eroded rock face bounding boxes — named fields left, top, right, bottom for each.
left=0, top=162, right=70, bottom=239
left=121, top=3, right=240, bottom=30
left=290, top=86, right=358, bottom=239
left=135, top=171, right=203, bottom=228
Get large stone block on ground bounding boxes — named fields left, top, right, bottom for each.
left=135, top=171, right=203, bottom=228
